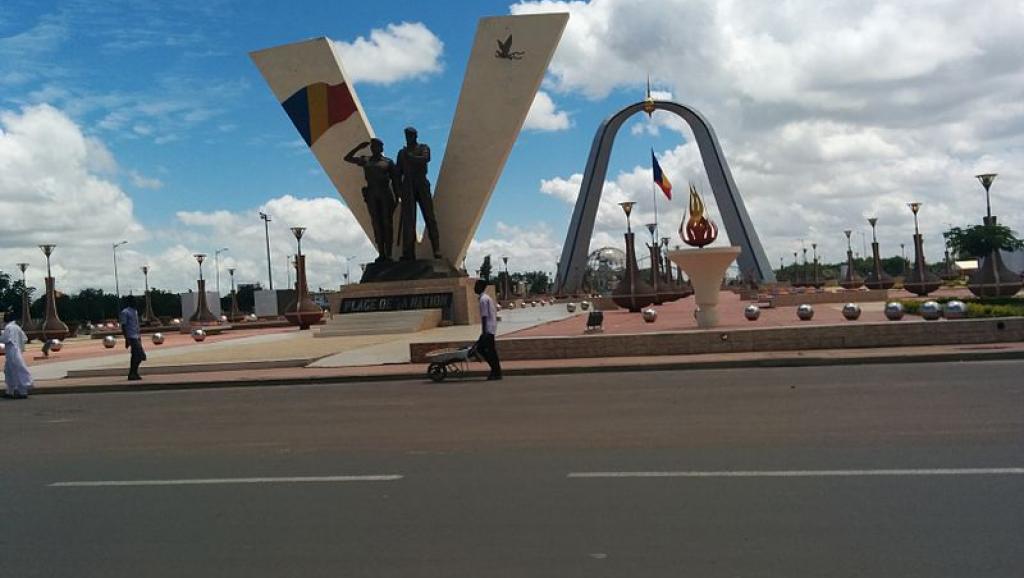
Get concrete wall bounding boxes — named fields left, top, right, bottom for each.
left=179, top=292, right=221, bottom=319
left=768, top=289, right=889, bottom=307
left=411, top=317, right=1024, bottom=362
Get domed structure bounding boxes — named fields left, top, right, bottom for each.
left=582, top=247, right=627, bottom=295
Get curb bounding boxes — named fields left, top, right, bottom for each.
left=28, top=347, right=1024, bottom=396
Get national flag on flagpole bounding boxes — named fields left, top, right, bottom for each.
left=652, top=150, right=672, bottom=200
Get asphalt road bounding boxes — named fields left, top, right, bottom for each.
left=2, top=360, right=1022, bottom=577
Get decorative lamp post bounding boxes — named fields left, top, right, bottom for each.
left=112, top=240, right=128, bottom=298
left=188, top=253, right=217, bottom=326
left=228, top=267, right=243, bottom=321
left=611, top=201, right=654, bottom=312
left=284, top=226, right=323, bottom=330
left=140, top=265, right=159, bottom=326
left=259, top=211, right=274, bottom=290
left=902, top=202, right=941, bottom=296
left=214, top=247, right=229, bottom=296
left=811, top=242, right=821, bottom=288
left=864, top=217, right=894, bottom=290
left=975, top=173, right=997, bottom=225
left=791, top=251, right=800, bottom=287
left=839, top=229, right=864, bottom=289
left=661, top=237, right=673, bottom=285
left=16, top=262, right=34, bottom=331
left=645, top=223, right=662, bottom=302
left=966, top=174, right=1022, bottom=296
left=38, top=244, right=69, bottom=340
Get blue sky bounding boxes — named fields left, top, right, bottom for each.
left=2, top=0, right=1022, bottom=293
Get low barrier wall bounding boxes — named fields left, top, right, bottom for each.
left=767, top=289, right=889, bottom=307
left=411, top=317, right=1024, bottom=363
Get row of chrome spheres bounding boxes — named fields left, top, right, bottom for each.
left=619, top=299, right=968, bottom=325
left=99, top=328, right=211, bottom=349
left=744, top=300, right=967, bottom=322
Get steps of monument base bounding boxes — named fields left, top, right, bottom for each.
left=315, top=309, right=443, bottom=337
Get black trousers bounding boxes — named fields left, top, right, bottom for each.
left=364, top=189, right=395, bottom=260
left=399, top=181, right=440, bottom=259
left=127, top=337, right=146, bottom=377
left=475, top=333, right=501, bottom=377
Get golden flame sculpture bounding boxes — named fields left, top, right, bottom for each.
left=680, top=183, right=718, bottom=248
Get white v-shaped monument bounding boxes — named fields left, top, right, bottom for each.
left=250, top=13, right=568, bottom=270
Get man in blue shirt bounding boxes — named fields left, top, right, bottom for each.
left=119, top=295, right=147, bottom=381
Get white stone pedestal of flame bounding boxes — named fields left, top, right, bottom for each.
left=668, top=246, right=741, bottom=328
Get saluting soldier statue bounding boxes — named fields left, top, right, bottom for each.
left=396, top=126, right=441, bottom=261
left=344, top=138, right=398, bottom=262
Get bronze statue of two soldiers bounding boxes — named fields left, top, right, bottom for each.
left=344, top=127, right=441, bottom=262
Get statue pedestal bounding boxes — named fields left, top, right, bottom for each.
left=329, top=277, right=482, bottom=326
left=668, top=247, right=740, bottom=328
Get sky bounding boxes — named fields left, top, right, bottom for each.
left=1, top=0, right=1022, bottom=295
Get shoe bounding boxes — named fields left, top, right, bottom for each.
left=14, top=393, right=28, bottom=399
left=128, top=375, right=142, bottom=381
left=1, top=393, right=15, bottom=399
left=487, top=375, right=503, bottom=381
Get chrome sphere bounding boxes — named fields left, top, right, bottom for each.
left=920, top=300, right=943, bottom=321
left=531, top=301, right=537, bottom=307
left=842, top=303, right=862, bottom=321
left=247, top=313, right=258, bottom=321
left=152, top=332, right=165, bottom=345
left=567, top=302, right=577, bottom=313
left=0, top=342, right=5, bottom=355
left=581, top=301, right=591, bottom=311
left=219, top=314, right=228, bottom=322
left=191, top=328, right=207, bottom=342
left=884, top=302, right=904, bottom=321
left=944, top=300, right=967, bottom=319
left=642, top=307, right=657, bottom=323
left=496, top=304, right=503, bottom=312
left=744, top=304, right=761, bottom=321
left=171, top=318, right=181, bottom=326
left=48, top=339, right=63, bottom=352
left=797, top=304, right=814, bottom=320
left=103, top=335, right=117, bottom=349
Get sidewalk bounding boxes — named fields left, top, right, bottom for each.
left=27, top=341, right=1024, bottom=395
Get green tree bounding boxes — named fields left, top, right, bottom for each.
left=943, top=224, right=1024, bottom=259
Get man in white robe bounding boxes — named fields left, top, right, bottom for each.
left=2, top=311, right=33, bottom=399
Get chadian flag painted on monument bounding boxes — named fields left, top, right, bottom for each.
left=652, top=149, right=672, bottom=200
left=281, top=81, right=357, bottom=146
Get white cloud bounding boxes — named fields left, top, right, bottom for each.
left=524, top=91, right=571, bottom=131
left=0, top=104, right=144, bottom=291
left=466, top=222, right=562, bottom=275
left=515, top=0, right=1024, bottom=270
left=333, top=22, right=444, bottom=85
left=128, top=170, right=163, bottom=189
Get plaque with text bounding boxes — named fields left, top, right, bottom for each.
left=340, top=292, right=453, bottom=320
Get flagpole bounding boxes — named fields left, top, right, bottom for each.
left=651, top=149, right=659, bottom=241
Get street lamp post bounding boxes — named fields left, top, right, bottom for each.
left=16, top=262, right=32, bottom=330
left=284, top=226, right=322, bottom=330
left=112, top=240, right=128, bottom=298
left=214, top=247, right=229, bottom=296
left=975, top=173, right=998, bottom=225
left=259, top=211, right=274, bottom=290
left=38, top=244, right=69, bottom=340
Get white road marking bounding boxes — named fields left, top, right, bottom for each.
left=567, top=468, right=1024, bottom=479
left=49, top=475, right=402, bottom=487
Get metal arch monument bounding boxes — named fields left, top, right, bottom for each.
left=554, top=100, right=776, bottom=295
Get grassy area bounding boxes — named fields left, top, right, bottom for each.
left=900, top=297, right=1024, bottom=318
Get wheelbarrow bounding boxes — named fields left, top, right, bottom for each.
left=424, top=345, right=481, bottom=382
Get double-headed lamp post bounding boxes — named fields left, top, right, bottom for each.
left=214, top=247, right=229, bottom=295
left=113, top=240, right=128, bottom=298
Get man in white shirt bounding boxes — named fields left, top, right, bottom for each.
left=474, top=280, right=502, bottom=380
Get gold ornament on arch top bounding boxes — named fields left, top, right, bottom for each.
left=680, top=183, right=718, bottom=248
